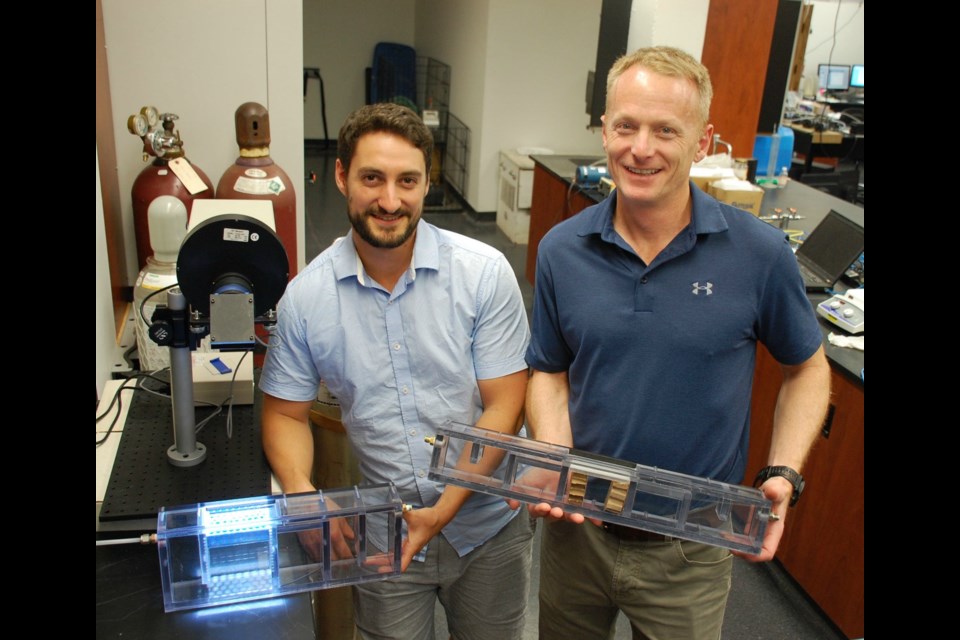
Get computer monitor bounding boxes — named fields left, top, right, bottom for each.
left=850, top=64, right=864, bottom=89
left=818, top=64, right=850, bottom=91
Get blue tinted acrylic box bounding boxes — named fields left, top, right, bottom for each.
left=156, top=483, right=403, bottom=612
left=428, top=423, right=772, bottom=554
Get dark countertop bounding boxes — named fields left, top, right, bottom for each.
left=96, top=542, right=316, bottom=639
left=530, top=155, right=864, bottom=384
left=532, top=154, right=608, bottom=205
left=96, top=380, right=318, bottom=638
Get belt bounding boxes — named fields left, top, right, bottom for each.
left=601, top=522, right=670, bottom=543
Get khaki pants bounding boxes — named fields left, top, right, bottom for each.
left=353, top=512, right=535, bottom=640
left=539, top=520, right=732, bottom=640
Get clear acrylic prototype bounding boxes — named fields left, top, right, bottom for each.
left=428, top=423, right=772, bottom=554
left=156, top=483, right=403, bottom=612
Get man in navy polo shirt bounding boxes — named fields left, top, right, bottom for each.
left=523, top=46, right=831, bottom=639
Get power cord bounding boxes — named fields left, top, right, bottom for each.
left=96, top=353, right=252, bottom=446
left=138, top=283, right=179, bottom=331
left=96, top=369, right=176, bottom=446
left=96, top=533, right=157, bottom=546
left=95, top=377, right=141, bottom=447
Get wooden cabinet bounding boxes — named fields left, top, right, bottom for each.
left=525, top=163, right=597, bottom=285
left=747, top=345, right=864, bottom=639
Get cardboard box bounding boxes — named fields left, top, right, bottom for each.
left=811, top=129, right=843, bottom=144
left=690, top=166, right=735, bottom=192
left=708, top=181, right=764, bottom=216
left=787, top=124, right=843, bottom=145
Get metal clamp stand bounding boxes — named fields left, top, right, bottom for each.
left=150, top=287, right=206, bottom=467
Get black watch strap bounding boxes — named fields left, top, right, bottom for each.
left=753, top=465, right=805, bottom=507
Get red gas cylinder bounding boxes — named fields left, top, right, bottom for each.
left=128, top=107, right=214, bottom=270
left=217, top=102, right=297, bottom=279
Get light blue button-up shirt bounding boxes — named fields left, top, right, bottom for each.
left=261, top=220, right=530, bottom=557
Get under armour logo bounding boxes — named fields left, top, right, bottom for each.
left=691, top=281, right=713, bottom=295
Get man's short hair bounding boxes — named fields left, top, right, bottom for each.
left=338, top=103, right=433, bottom=175
left=606, top=46, right=713, bottom=127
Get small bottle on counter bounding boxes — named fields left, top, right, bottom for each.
left=777, top=167, right=790, bottom=189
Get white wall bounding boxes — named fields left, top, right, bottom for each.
left=478, top=0, right=604, bottom=211
left=416, top=0, right=605, bottom=213
left=802, top=0, right=865, bottom=85
left=303, top=0, right=417, bottom=141
left=628, top=0, right=709, bottom=59
left=101, top=0, right=305, bottom=283
left=414, top=0, right=492, bottom=209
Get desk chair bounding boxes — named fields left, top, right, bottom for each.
left=799, top=164, right=861, bottom=204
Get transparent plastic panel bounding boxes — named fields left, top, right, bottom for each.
left=428, top=423, right=772, bottom=554
left=157, top=483, right=403, bottom=612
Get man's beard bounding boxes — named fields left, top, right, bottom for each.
left=349, top=202, right=419, bottom=249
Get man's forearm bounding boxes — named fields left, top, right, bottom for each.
left=262, top=395, right=316, bottom=494
left=768, top=347, right=832, bottom=471
left=526, top=369, right=573, bottom=447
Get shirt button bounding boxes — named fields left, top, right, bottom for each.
left=640, top=276, right=648, bottom=284
left=417, top=470, right=426, bottom=478
left=401, top=386, right=409, bottom=395
left=409, top=429, right=416, bottom=436
left=393, top=343, right=401, bottom=351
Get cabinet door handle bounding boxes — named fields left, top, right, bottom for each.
left=821, top=403, right=836, bottom=439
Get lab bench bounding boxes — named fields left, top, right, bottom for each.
left=96, top=377, right=316, bottom=638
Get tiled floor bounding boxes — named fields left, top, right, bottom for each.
left=303, top=148, right=847, bottom=640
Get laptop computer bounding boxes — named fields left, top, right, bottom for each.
left=794, top=210, right=864, bottom=291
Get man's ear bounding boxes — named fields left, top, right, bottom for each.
left=695, top=124, right=714, bottom=163
left=334, top=158, right=349, bottom=196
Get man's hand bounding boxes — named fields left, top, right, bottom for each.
left=735, top=476, right=793, bottom=562
left=297, top=503, right=357, bottom=563
left=400, top=506, right=445, bottom=571
left=505, top=467, right=586, bottom=523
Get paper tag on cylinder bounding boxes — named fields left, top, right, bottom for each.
left=169, top=158, right=210, bottom=195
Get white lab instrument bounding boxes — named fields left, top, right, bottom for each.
left=817, top=288, right=864, bottom=334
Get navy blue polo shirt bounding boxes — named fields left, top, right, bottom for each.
left=526, top=184, right=822, bottom=484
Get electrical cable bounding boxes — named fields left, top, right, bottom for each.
left=95, top=378, right=139, bottom=447
left=138, top=282, right=179, bottom=333
left=96, top=534, right=157, bottom=546
left=255, top=331, right=280, bottom=348
left=192, top=351, right=250, bottom=439
left=194, top=404, right=225, bottom=435
left=812, top=1, right=844, bottom=133
left=96, top=371, right=167, bottom=446
left=561, top=180, right=603, bottom=227
left=99, top=351, right=253, bottom=446
left=95, top=368, right=221, bottom=447
left=803, top=1, right=864, bottom=57
left=223, top=350, right=249, bottom=439
left=122, top=342, right=138, bottom=370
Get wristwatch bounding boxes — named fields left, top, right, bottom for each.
left=753, top=466, right=805, bottom=507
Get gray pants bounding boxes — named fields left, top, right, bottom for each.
left=353, top=511, right=535, bottom=640
left=539, top=520, right=732, bottom=640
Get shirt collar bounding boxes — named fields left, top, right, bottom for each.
left=331, top=219, right=439, bottom=286
left=577, top=181, right=730, bottom=240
